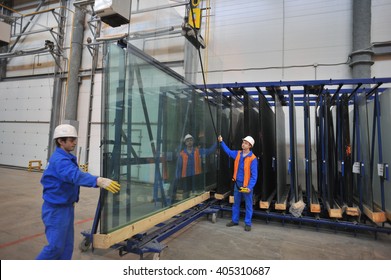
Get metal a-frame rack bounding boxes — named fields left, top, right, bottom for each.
left=197, top=77, right=391, bottom=236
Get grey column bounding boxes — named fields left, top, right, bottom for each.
left=350, top=0, right=374, bottom=78
left=47, top=0, right=68, bottom=157
left=64, top=5, right=86, bottom=120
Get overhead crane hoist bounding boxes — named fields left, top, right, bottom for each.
left=182, top=0, right=206, bottom=49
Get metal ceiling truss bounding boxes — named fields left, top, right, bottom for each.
left=0, top=0, right=65, bottom=70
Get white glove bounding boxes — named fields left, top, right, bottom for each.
left=97, top=177, right=121, bottom=194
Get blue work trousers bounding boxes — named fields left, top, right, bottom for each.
left=232, top=183, right=253, bottom=226
left=36, top=201, right=75, bottom=260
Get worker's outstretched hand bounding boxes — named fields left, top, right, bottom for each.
left=218, top=135, right=223, bottom=142
left=97, top=177, right=121, bottom=194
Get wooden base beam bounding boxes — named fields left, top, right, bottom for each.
left=275, top=185, right=290, bottom=211
left=259, top=200, right=270, bottom=209
left=310, top=203, right=321, bottom=213
left=214, top=191, right=231, bottom=200
left=363, top=204, right=386, bottom=223
left=345, top=206, right=360, bottom=217
left=93, top=192, right=211, bottom=249
left=259, top=190, right=276, bottom=210
left=386, top=210, right=391, bottom=222
left=326, top=201, right=343, bottom=219
left=310, top=186, right=321, bottom=213
left=275, top=199, right=287, bottom=211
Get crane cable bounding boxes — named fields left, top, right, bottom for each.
left=189, top=1, right=219, bottom=139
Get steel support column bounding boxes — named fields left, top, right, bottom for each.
left=47, top=0, right=68, bottom=158
left=64, top=4, right=86, bottom=120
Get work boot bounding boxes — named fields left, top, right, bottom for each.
left=226, top=221, right=238, bottom=227
left=244, top=225, right=251, bottom=231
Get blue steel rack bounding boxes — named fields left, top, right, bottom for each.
left=196, top=77, right=391, bottom=232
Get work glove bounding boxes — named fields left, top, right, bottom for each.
left=239, top=187, right=251, bottom=193
left=97, top=177, right=121, bottom=194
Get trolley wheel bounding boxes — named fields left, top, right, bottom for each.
left=211, top=213, right=217, bottom=223
left=79, top=237, right=91, bottom=252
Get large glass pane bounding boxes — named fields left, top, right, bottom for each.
left=370, top=90, right=391, bottom=213
left=275, top=94, right=287, bottom=204
left=353, top=91, right=373, bottom=210
left=100, top=43, right=218, bottom=234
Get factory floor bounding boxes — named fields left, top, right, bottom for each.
left=1, top=166, right=391, bottom=261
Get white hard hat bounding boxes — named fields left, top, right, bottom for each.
left=242, top=136, right=255, bottom=147
left=183, top=134, right=193, bottom=142
left=53, top=124, right=78, bottom=139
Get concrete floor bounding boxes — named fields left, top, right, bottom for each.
left=1, top=166, right=390, bottom=260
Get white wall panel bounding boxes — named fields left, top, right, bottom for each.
left=0, top=80, right=52, bottom=121
left=372, top=0, right=391, bottom=42
left=211, top=0, right=356, bottom=83
left=0, top=79, right=53, bottom=167
left=0, top=123, right=50, bottom=167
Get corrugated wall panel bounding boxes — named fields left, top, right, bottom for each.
left=0, top=79, right=53, bottom=167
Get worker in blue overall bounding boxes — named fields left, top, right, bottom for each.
left=218, top=135, right=258, bottom=231
left=36, top=124, right=121, bottom=260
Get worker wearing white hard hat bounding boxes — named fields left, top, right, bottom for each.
left=217, top=135, right=258, bottom=232
left=183, top=134, right=193, bottom=142
left=37, top=124, right=121, bottom=260
left=242, top=136, right=255, bottom=147
left=52, top=124, right=78, bottom=139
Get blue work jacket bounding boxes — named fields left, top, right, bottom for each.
left=220, top=141, right=258, bottom=191
left=40, top=147, right=98, bottom=205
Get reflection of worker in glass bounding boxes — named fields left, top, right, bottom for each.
left=176, top=134, right=217, bottom=198
left=218, top=135, right=258, bottom=232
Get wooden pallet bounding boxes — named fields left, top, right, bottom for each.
left=28, top=160, right=42, bottom=172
